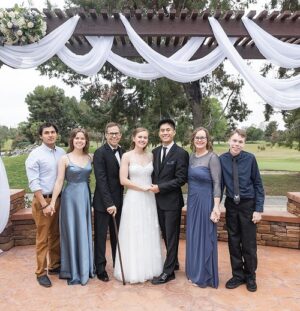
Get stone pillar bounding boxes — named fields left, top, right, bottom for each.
left=287, top=192, right=300, bottom=217
left=0, top=189, right=25, bottom=251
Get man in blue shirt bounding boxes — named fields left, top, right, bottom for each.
left=26, top=122, right=65, bottom=287
left=220, top=129, right=264, bottom=292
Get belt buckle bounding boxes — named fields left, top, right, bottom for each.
left=233, top=194, right=240, bottom=204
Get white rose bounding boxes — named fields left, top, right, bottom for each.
left=17, top=29, right=23, bottom=36
left=27, top=21, right=34, bottom=28
left=7, top=22, right=13, bottom=28
left=0, top=12, right=4, bottom=19
left=8, top=11, right=15, bottom=18
left=16, top=17, right=25, bottom=27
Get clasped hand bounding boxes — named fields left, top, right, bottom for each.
left=210, top=207, right=221, bottom=223
left=43, top=204, right=55, bottom=217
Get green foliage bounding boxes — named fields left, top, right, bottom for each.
left=24, top=85, right=82, bottom=145
left=246, top=126, right=264, bottom=141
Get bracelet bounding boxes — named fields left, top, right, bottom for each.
left=40, top=204, right=49, bottom=210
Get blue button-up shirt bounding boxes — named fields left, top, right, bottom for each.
left=25, top=143, right=65, bottom=194
left=220, top=150, right=265, bottom=212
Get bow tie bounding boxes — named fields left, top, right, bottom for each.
left=113, top=147, right=120, bottom=154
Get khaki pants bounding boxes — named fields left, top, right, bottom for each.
left=32, top=197, right=60, bottom=277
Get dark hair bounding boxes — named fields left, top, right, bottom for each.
left=38, top=122, right=58, bottom=136
left=67, top=128, right=90, bottom=154
left=158, top=119, right=176, bottom=130
left=229, top=128, right=247, bottom=140
left=105, top=122, right=121, bottom=133
left=190, top=127, right=213, bottom=152
left=130, top=127, right=149, bottom=150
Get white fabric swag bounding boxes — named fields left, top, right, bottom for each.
left=0, top=14, right=299, bottom=110
left=0, top=157, right=10, bottom=234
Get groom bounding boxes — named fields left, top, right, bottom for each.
left=151, top=119, right=189, bottom=284
left=93, top=122, right=124, bottom=282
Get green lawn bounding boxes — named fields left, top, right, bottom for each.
left=2, top=142, right=300, bottom=195
left=213, top=143, right=300, bottom=172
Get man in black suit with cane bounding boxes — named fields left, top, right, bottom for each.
left=93, top=122, right=124, bottom=282
left=151, top=119, right=189, bottom=284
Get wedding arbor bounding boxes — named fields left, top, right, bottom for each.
left=0, top=8, right=299, bottom=110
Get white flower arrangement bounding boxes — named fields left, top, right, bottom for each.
left=0, top=5, right=47, bottom=45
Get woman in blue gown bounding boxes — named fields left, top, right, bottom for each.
left=186, top=127, right=221, bottom=288
left=50, top=128, right=94, bottom=285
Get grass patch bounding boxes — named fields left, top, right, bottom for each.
left=213, top=143, right=300, bottom=172
left=262, top=174, right=300, bottom=196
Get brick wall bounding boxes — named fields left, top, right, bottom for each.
left=0, top=189, right=25, bottom=251
left=1, top=190, right=300, bottom=250
left=181, top=207, right=300, bottom=249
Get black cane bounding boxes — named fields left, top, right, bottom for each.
left=112, top=214, right=126, bottom=285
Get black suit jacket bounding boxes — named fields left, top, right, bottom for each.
left=93, top=143, right=124, bottom=212
left=152, top=143, right=189, bottom=211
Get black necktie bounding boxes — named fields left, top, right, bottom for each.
left=161, top=147, right=167, bottom=163
left=232, top=156, right=240, bottom=204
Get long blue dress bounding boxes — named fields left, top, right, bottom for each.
left=59, top=158, right=94, bottom=285
left=186, top=152, right=221, bottom=288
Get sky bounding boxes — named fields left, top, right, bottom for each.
left=0, top=0, right=286, bottom=129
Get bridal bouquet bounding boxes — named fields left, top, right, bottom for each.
left=0, top=5, right=47, bottom=45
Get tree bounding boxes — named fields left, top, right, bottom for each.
left=264, top=121, right=278, bottom=143
left=283, top=108, right=300, bottom=150
left=25, top=85, right=81, bottom=144
left=246, top=126, right=264, bottom=142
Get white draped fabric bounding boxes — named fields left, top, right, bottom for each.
left=242, top=16, right=300, bottom=69
left=208, top=17, right=300, bottom=110
left=0, top=157, right=10, bottom=234
left=0, top=13, right=299, bottom=110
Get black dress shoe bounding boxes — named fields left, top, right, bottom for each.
left=246, top=278, right=257, bottom=292
left=48, top=267, right=60, bottom=275
left=174, top=263, right=180, bottom=271
left=97, top=271, right=109, bottom=282
left=225, top=277, right=245, bottom=289
left=151, top=272, right=175, bottom=285
left=37, top=275, right=52, bottom=288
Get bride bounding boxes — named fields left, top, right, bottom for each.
left=114, top=127, right=163, bottom=284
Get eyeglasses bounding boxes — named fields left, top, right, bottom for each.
left=107, top=132, right=121, bottom=137
left=195, top=136, right=207, bottom=141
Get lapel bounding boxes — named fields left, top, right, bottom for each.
left=104, top=143, right=120, bottom=167
left=154, top=146, right=162, bottom=174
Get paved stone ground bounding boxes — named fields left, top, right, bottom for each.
left=1, top=241, right=299, bottom=311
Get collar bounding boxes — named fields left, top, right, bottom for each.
left=162, top=141, right=174, bottom=150
left=41, top=143, right=57, bottom=152
left=108, top=143, right=120, bottom=151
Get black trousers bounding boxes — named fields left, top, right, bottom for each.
left=94, top=209, right=121, bottom=274
left=157, top=205, right=182, bottom=275
left=225, top=198, right=257, bottom=281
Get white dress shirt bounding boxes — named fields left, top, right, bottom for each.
left=25, top=143, right=65, bottom=194
left=161, top=141, right=174, bottom=162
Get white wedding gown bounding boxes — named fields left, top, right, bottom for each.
left=114, top=161, right=163, bottom=284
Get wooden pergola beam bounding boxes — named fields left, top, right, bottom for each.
left=41, top=8, right=299, bottom=60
